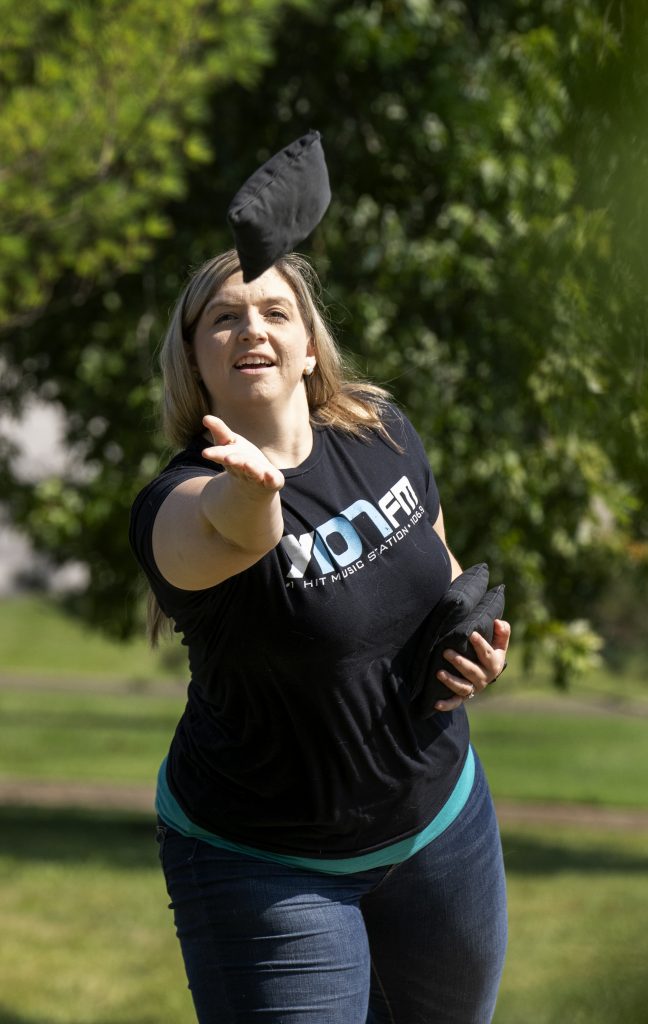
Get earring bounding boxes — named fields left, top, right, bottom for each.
left=303, top=357, right=316, bottom=377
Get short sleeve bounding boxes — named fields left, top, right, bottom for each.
left=381, top=405, right=441, bottom=524
left=129, top=447, right=223, bottom=605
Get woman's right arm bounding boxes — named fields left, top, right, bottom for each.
left=151, top=415, right=285, bottom=590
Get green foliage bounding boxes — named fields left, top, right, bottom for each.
left=0, top=0, right=290, bottom=329
left=0, top=0, right=303, bottom=635
left=0, top=0, right=645, bottom=680
left=210, top=0, right=646, bottom=679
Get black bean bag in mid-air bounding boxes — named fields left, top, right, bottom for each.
left=227, top=130, right=331, bottom=282
left=410, top=563, right=506, bottom=717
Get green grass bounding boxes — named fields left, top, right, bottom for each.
left=495, top=824, right=648, bottom=1024
left=2, top=594, right=647, bottom=700
left=1, top=683, right=647, bottom=811
left=0, top=807, right=194, bottom=1024
left=0, top=595, right=182, bottom=682
left=491, top=649, right=648, bottom=706
left=470, top=707, right=648, bottom=807
left=1, top=597, right=647, bottom=1022
left=0, top=808, right=646, bottom=1024
left=0, top=689, right=181, bottom=783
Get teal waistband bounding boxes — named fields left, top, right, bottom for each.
left=156, top=745, right=475, bottom=876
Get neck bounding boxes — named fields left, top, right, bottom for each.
left=211, top=395, right=313, bottom=469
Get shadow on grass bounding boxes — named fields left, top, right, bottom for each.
left=0, top=1012, right=162, bottom=1024
left=0, top=707, right=175, bottom=733
left=0, top=1016, right=96, bottom=1024
left=501, top=829, right=648, bottom=875
left=0, top=805, right=158, bottom=869
left=2, top=805, right=648, bottom=877
left=0, top=1013, right=37, bottom=1024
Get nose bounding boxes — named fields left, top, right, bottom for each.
left=238, top=307, right=267, bottom=341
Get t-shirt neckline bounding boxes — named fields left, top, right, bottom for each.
left=281, top=425, right=323, bottom=478
left=188, top=424, right=324, bottom=479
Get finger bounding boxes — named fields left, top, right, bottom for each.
left=492, top=619, right=511, bottom=652
left=441, top=650, right=486, bottom=686
left=434, top=694, right=467, bottom=712
left=203, top=414, right=235, bottom=445
left=436, top=667, right=478, bottom=699
left=468, top=631, right=507, bottom=676
left=467, top=634, right=507, bottom=684
left=468, top=631, right=495, bottom=662
left=202, top=444, right=245, bottom=470
left=202, top=442, right=238, bottom=460
left=221, top=454, right=284, bottom=490
left=220, top=452, right=266, bottom=478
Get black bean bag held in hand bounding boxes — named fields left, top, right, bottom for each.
left=227, top=130, right=331, bottom=282
left=410, top=563, right=505, bottom=718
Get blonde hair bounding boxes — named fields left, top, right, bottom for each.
left=147, top=249, right=391, bottom=645
left=159, top=249, right=389, bottom=447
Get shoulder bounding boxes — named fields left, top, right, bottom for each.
left=371, top=403, right=441, bottom=512
left=316, top=399, right=428, bottom=462
left=314, top=403, right=433, bottom=490
left=375, top=401, right=428, bottom=457
left=378, top=400, right=414, bottom=435
left=129, top=436, right=222, bottom=560
left=158, top=433, right=220, bottom=481
left=132, top=436, right=220, bottom=514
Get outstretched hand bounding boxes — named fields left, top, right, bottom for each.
left=202, top=415, right=285, bottom=493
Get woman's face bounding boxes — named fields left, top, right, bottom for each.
left=190, top=267, right=314, bottom=420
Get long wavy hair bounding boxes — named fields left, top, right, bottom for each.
left=147, top=249, right=391, bottom=645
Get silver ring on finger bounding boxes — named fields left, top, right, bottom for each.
left=466, top=684, right=476, bottom=700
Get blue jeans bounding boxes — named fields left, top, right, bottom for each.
left=157, top=754, right=507, bottom=1023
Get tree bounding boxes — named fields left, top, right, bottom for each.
left=1, top=0, right=645, bottom=684
left=208, top=0, right=646, bottom=682
left=0, top=0, right=308, bottom=634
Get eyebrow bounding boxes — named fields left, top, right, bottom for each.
left=204, top=294, right=297, bottom=316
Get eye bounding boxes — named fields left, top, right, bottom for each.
left=266, top=309, right=289, bottom=321
left=214, top=311, right=236, bottom=325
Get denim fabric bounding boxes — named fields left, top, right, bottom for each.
left=157, top=752, right=507, bottom=1024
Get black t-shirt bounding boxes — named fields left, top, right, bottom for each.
left=129, top=405, right=469, bottom=857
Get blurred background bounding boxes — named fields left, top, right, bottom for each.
left=0, top=1, right=646, bottom=1021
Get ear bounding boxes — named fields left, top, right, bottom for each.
left=303, top=355, right=317, bottom=377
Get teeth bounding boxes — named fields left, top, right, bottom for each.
left=235, top=357, right=273, bottom=368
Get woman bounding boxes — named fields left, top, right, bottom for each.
left=130, top=248, right=510, bottom=1023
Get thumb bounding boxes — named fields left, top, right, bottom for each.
left=203, top=414, right=235, bottom=445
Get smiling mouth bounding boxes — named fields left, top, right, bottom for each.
left=234, top=357, right=275, bottom=371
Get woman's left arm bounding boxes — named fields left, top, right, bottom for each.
left=432, top=506, right=511, bottom=711
left=431, top=506, right=463, bottom=581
